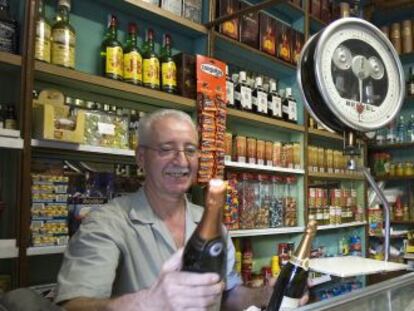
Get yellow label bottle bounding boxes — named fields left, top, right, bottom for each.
left=106, top=46, right=123, bottom=77
left=143, top=57, right=160, bottom=88
left=124, top=51, right=142, bottom=83
left=161, top=61, right=176, bottom=87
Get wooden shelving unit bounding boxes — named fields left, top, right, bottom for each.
left=34, top=62, right=196, bottom=112
left=0, top=51, right=22, bottom=67
left=225, top=160, right=305, bottom=174
left=368, top=142, right=414, bottom=151
left=229, top=226, right=305, bottom=238
left=308, top=128, right=342, bottom=140
left=375, top=175, right=414, bottom=181
left=308, top=172, right=365, bottom=181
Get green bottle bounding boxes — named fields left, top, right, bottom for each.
left=100, top=15, right=123, bottom=80
left=160, top=34, right=177, bottom=93
left=123, top=23, right=143, bottom=85
left=142, top=28, right=160, bottom=89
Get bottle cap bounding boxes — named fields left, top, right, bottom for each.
left=58, top=0, right=71, bottom=10
left=255, top=76, right=263, bottom=87
left=239, top=71, right=247, bottom=82
left=128, top=23, right=137, bottom=34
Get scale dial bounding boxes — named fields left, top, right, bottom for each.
left=298, top=18, right=405, bottom=133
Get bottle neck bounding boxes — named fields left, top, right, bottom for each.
left=196, top=200, right=223, bottom=241
left=127, top=32, right=136, bottom=46
left=38, top=0, right=45, bottom=17
left=291, top=221, right=317, bottom=269
left=109, top=25, right=117, bottom=39
left=57, top=5, right=69, bottom=23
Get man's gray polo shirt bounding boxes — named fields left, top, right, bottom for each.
left=55, top=188, right=240, bottom=303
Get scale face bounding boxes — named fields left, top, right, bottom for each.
left=298, top=18, right=405, bottom=133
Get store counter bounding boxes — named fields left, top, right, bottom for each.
left=297, top=272, right=414, bottom=311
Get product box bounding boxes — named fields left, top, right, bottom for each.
left=259, top=12, right=277, bottom=56
left=217, top=0, right=240, bottom=40
left=161, top=0, right=182, bottom=16
left=173, top=53, right=196, bottom=99
left=291, top=30, right=304, bottom=65
left=240, top=1, right=259, bottom=49
left=310, top=0, right=321, bottom=19
left=276, top=22, right=291, bottom=63
left=183, top=0, right=202, bottom=23
left=196, top=55, right=227, bottom=183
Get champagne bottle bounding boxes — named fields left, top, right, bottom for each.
left=267, top=220, right=317, bottom=311
left=182, top=179, right=227, bottom=279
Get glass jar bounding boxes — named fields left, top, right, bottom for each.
left=238, top=173, right=259, bottom=229
left=269, top=176, right=284, bottom=228
left=404, top=161, right=414, bottom=176
left=256, top=174, right=270, bottom=228
left=235, top=135, right=247, bottom=163
left=247, top=137, right=257, bottom=164
left=396, top=162, right=404, bottom=176
left=284, top=176, right=297, bottom=227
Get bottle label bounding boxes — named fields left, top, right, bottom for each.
left=97, top=122, right=115, bottom=136
left=143, top=57, right=160, bottom=86
left=0, top=21, right=16, bottom=53
left=51, top=29, right=75, bottom=68
left=280, top=296, right=300, bottom=310
left=124, top=51, right=142, bottom=82
left=289, top=100, right=297, bottom=121
left=258, top=91, right=268, bottom=113
left=35, top=22, right=51, bottom=62
left=269, top=96, right=282, bottom=117
left=241, top=86, right=252, bottom=109
left=161, top=61, right=177, bottom=88
left=106, top=46, right=123, bottom=77
left=226, top=81, right=234, bottom=106
left=5, top=119, right=17, bottom=130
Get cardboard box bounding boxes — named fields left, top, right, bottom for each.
left=161, top=0, right=182, bottom=16
left=291, top=30, right=304, bottom=65
left=218, top=0, right=239, bottom=40
left=240, top=1, right=259, bottom=49
left=277, top=22, right=291, bottom=63
left=183, top=0, right=202, bottom=23
left=173, top=53, right=196, bottom=99
left=259, top=12, right=277, bottom=56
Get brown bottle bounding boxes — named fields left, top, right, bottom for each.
left=182, top=179, right=227, bottom=279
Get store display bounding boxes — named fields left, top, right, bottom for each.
left=182, top=179, right=227, bottom=279
left=218, top=0, right=239, bottom=41
left=51, top=0, right=76, bottom=69
left=101, top=15, right=123, bottom=80
left=35, top=0, right=51, bottom=63
left=260, top=12, right=276, bottom=56
left=123, top=23, right=143, bottom=85
left=161, top=0, right=182, bottom=16
left=160, top=34, right=177, bottom=93
left=240, top=1, right=259, bottom=49
left=142, top=28, right=160, bottom=89
left=0, top=0, right=17, bottom=53
left=182, top=0, right=202, bottom=23
left=173, top=53, right=196, bottom=99
left=267, top=221, right=317, bottom=311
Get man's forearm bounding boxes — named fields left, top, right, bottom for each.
left=61, top=289, right=150, bottom=311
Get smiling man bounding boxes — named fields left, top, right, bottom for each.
left=55, top=109, right=242, bottom=311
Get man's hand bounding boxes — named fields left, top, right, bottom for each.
left=142, top=248, right=224, bottom=311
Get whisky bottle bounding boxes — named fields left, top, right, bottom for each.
left=252, top=76, right=268, bottom=116
left=142, top=28, right=160, bottom=89
left=268, top=80, right=283, bottom=120
left=0, top=0, right=17, bottom=53
left=101, top=15, right=123, bottom=80
left=226, top=65, right=235, bottom=107
left=4, top=105, right=16, bottom=130
left=51, top=0, right=76, bottom=69
left=282, top=88, right=297, bottom=123
left=182, top=179, right=227, bottom=279
left=267, top=220, right=317, bottom=311
left=123, top=23, right=142, bottom=85
left=35, top=0, right=51, bottom=63
left=160, top=33, right=176, bottom=93
left=234, top=71, right=252, bottom=112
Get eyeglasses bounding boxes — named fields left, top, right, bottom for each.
left=141, top=145, right=199, bottom=159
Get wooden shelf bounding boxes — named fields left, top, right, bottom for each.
left=318, top=221, right=367, bottom=231
left=34, top=62, right=196, bottom=111
left=97, top=0, right=207, bottom=37
left=227, top=107, right=304, bottom=132
left=0, top=239, right=19, bottom=259
left=229, top=226, right=305, bottom=238
left=375, top=175, right=414, bottom=181
left=308, top=128, right=342, bottom=140
left=0, top=51, right=22, bottom=67
left=214, top=32, right=296, bottom=77
left=31, top=139, right=135, bottom=157
left=392, top=221, right=414, bottom=225
left=225, top=160, right=304, bottom=174
left=0, top=129, right=23, bottom=149
left=26, top=245, right=67, bottom=256
left=368, top=142, right=414, bottom=151
left=308, top=172, right=365, bottom=181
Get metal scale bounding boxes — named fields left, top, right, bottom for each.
left=298, top=17, right=408, bottom=277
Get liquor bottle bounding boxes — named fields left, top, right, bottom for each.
left=4, top=105, right=16, bottom=130
left=142, top=28, right=160, bottom=89
left=129, top=109, right=139, bottom=150
left=160, top=34, right=176, bottom=93
left=0, top=0, right=17, bottom=53
left=182, top=179, right=227, bottom=279
left=51, top=0, right=76, bottom=69
left=101, top=15, right=123, bottom=80
left=226, top=65, right=235, bottom=107
left=123, top=23, right=142, bottom=85
left=282, top=88, right=297, bottom=123
left=252, top=76, right=268, bottom=116
left=396, top=115, right=406, bottom=143
left=234, top=71, right=252, bottom=112
left=408, top=67, right=414, bottom=96
left=268, top=80, right=283, bottom=119
left=267, top=220, right=317, bottom=311
left=35, top=0, right=51, bottom=63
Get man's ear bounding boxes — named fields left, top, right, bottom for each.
left=136, top=146, right=145, bottom=168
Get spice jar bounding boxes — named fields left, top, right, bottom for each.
left=234, top=135, right=247, bottom=163
left=318, top=147, right=325, bottom=173
left=224, top=132, right=233, bottom=162
left=247, top=137, right=257, bottom=164
left=265, top=141, right=273, bottom=166
left=293, top=143, right=301, bottom=169
left=272, top=141, right=282, bottom=167
left=256, top=139, right=265, bottom=166
left=404, top=161, right=414, bottom=176
left=396, top=162, right=404, bottom=176
left=390, top=22, right=402, bottom=54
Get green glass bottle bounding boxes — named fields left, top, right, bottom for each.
left=142, top=28, right=160, bottom=89
left=35, top=0, right=51, bottom=63
left=123, top=23, right=143, bottom=85
left=51, top=0, right=76, bottom=69
left=100, top=15, right=123, bottom=80
left=160, top=33, right=177, bottom=93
